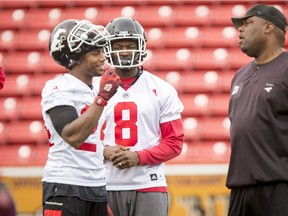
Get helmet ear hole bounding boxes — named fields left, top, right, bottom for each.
left=104, top=17, right=147, bottom=68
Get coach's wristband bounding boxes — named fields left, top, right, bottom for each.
left=94, top=96, right=107, bottom=106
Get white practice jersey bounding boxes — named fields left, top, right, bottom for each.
left=103, top=70, right=184, bottom=190
left=41, top=74, right=106, bottom=187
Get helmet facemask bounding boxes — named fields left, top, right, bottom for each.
left=67, top=20, right=109, bottom=52
left=104, top=34, right=147, bottom=69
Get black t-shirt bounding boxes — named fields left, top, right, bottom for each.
left=226, top=52, right=288, bottom=188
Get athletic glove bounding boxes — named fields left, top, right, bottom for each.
left=96, top=68, right=121, bottom=105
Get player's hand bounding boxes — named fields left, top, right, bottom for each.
left=98, top=67, right=121, bottom=101
left=111, top=150, right=140, bottom=170
left=104, top=145, right=129, bottom=161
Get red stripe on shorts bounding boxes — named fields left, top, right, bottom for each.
left=44, top=209, right=62, bottom=216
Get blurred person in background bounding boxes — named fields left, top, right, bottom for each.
left=102, top=17, right=184, bottom=216
left=0, top=182, right=16, bottom=216
left=226, top=4, right=288, bottom=216
left=41, top=19, right=120, bottom=216
left=0, top=66, right=5, bottom=90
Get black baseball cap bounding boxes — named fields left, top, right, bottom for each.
left=231, top=4, right=287, bottom=33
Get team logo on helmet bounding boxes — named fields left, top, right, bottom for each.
left=50, top=28, right=66, bottom=54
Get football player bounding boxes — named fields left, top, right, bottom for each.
left=41, top=19, right=120, bottom=216
left=102, top=17, right=184, bottom=216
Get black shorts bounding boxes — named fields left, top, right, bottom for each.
left=43, top=196, right=107, bottom=216
left=228, top=182, right=288, bottom=216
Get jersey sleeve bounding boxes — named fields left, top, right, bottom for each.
left=41, top=79, right=76, bottom=112
left=137, top=118, right=184, bottom=165
left=159, top=83, right=184, bottom=124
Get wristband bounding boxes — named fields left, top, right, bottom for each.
left=94, top=96, right=107, bottom=106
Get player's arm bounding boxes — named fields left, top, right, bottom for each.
left=137, top=118, right=184, bottom=165
left=50, top=103, right=105, bottom=148
left=49, top=69, right=120, bottom=148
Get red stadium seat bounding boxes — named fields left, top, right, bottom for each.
left=1, top=120, right=48, bottom=145
left=180, top=93, right=229, bottom=117
left=169, top=140, right=231, bottom=164
left=0, top=9, right=27, bottom=30
left=0, top=30, right=16, bottom=51
left=183, top=117, right=230, bottom=141
left=0, top=97, right=18, bottom=121
left=0, top=74, right=32, bottom=97
left=63, top=6, right=131, bottom=26
left=180, top=71, right=233, bottom=93
left=0, top=0, right=37, bottom=8
left=201, top=26, right=238, bottom=48
left=17, top=97, right=42, bottom=120
left=25, top=8, right=65, bottom=30
left=132, top=5, right=175, bottom=27
left=144, top=49, right=192, bottom=71
left=0, top=145, right=49, bottom=166
left=209, top=4, right=247, bottom=26
left=200, top=117, right=230, bottom=140
left=40, top=52, right=67, bottom=74
left=62, top=7, right=105, bottom=23
left=14, top=30, right=51, bottom=51
left=2, top=51, right=42, bottom=74
left=173, top=5, right=213, bottom=26
left=228, top=48, right=253, bottom=69
left=189, top=48, right=230, bottom=70
left=147, top=27, right=203, bottom=49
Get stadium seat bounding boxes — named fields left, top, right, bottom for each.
left=147, top=27, right=202, bottom=49
left=14, top=30, right=51, bottom=51
left=144, top=49, right=192, bottom=71
left=183, top=117, right=230, bottom=141
left=0, top=74, right=32, bottom=97
left=228, top=48, right=253, bottom=69
left=2, top=51, right=42, bottom=74
left=200, top=117, right=230, bottom=140
left=173, top=5, right=213, bottom=26
left=0, top=30, right=16, bottom=51
left=201, top=26, right=238, bottom=48
left=209, top=4, right=247, bottom=26
left=132, top=5, right=175, bottom=27
left=0, top=9, right=27, bottom=30
left=63, top=7, right=104, bottom=23
left=40, top=52, right=67, bottom=74
left=0, top=145, right=49, bottom=166
left=17, top=97, right=42, bottom=120
left=189, top=48, right=230, bottom=70
left=0, top=97, right=18, bottom=121
left=0, top=0, right=37, bottom=8
left=169, top=140, right=231, bottom=164
left=153, top=71, right=183, bottom=92
left=180, top=93, right=229, bottom=117
left=25, top=8, right=65, bottom=30
left=1, top=120, right=47, bottom=145
left=181, top=71, right=221, bottom=93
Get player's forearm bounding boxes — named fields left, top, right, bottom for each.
left=62, top=104, right=104, bottom=148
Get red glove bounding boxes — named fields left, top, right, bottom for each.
left=96, top=68, right=121, bottom=104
